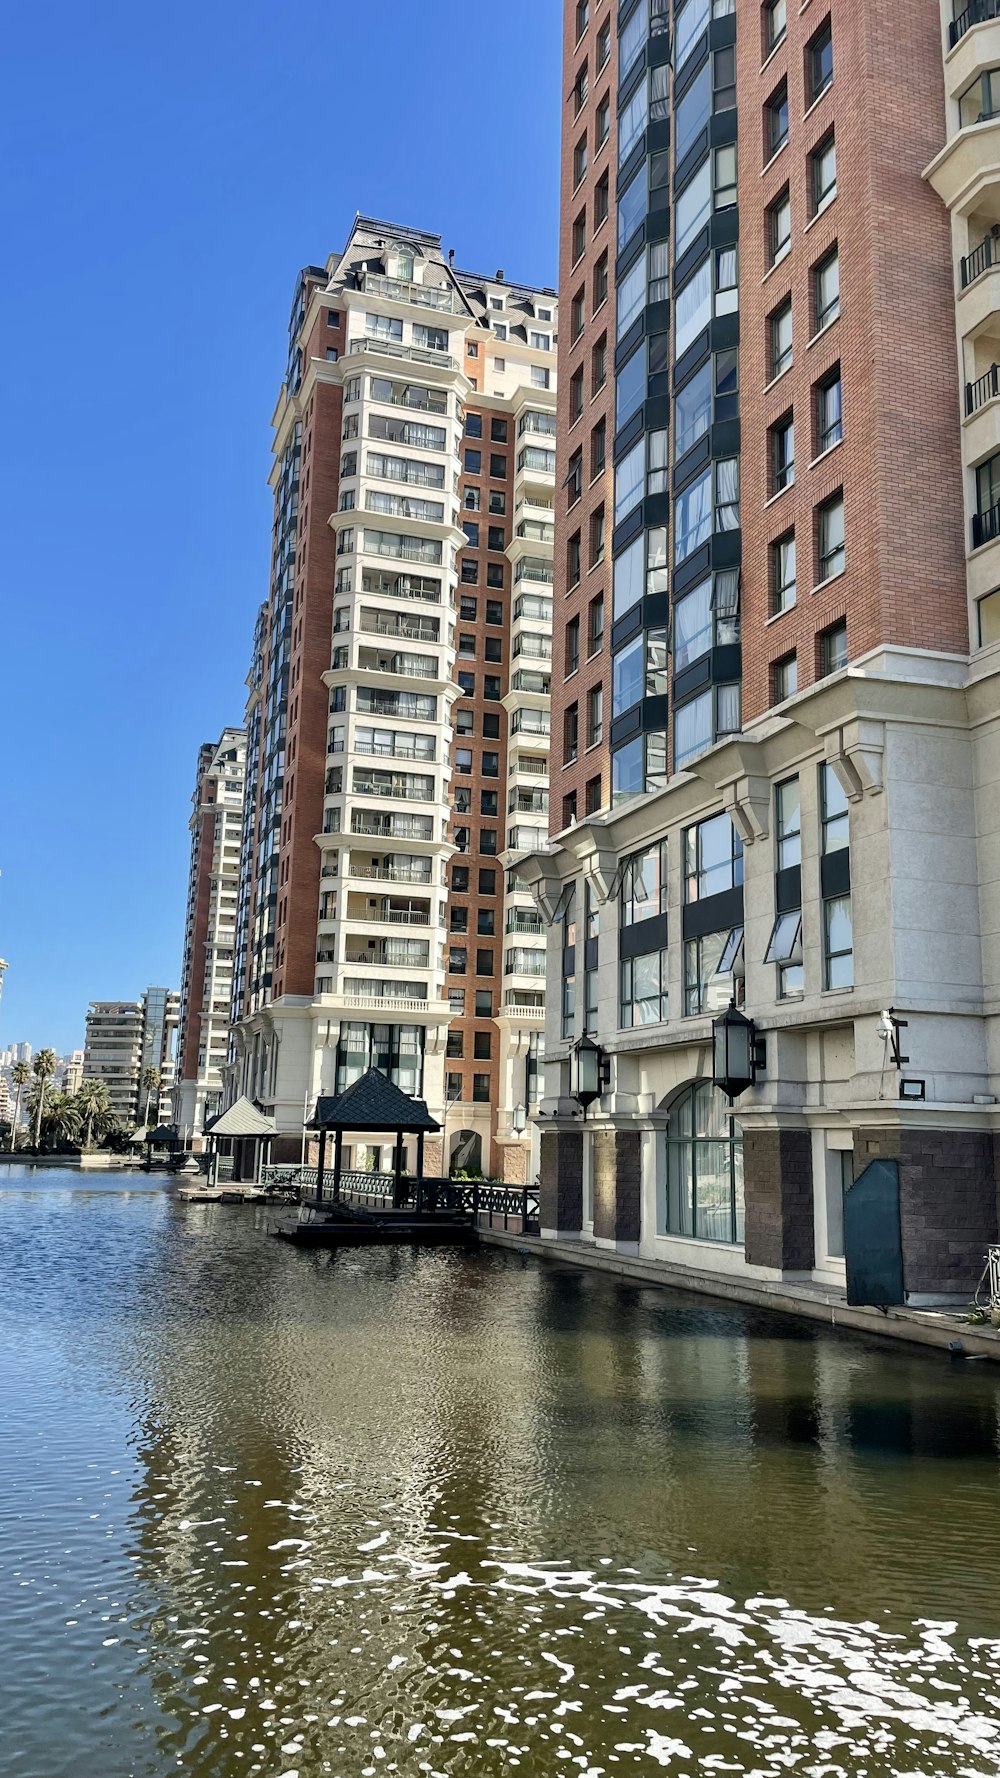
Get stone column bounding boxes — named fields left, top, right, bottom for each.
left=743, top=1127, right=814, bottom=1273
left=592, top=1128, right=642, bottom=1249
left=540, top=1128, right=583, bottom=1238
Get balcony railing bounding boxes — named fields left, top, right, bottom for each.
left=962, top=231, right=1000, bottom=288
left=951, top=0, right=1000, bottom=47
left=345, top=906, right=433, bottom=926
left=363, top=272, right=455, bottom=312
left=351, top=779, right=435, bottom=802
left=356, top=651, right=438, bottom=678
left=351, top=815, right=435, bottom=839
left=973, top=499, right=1000, bottom=547
left=967, top=363, right=1000, bottom=414
left=347, top=862, right=437, bottom=884
left=347, top=336, right=455, bottom=369
left=354, top=738, right=436, bottom=761
left=358, top=616, right=440, bottom=641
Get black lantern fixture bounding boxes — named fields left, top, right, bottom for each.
left=570, top=1034, right=604, bottom=1109
left=712, top=1001, right=765, bottom=1103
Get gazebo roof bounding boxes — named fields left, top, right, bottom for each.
left=308, top=1068, right=441, bottom=1133
left=204, top=1096, right=277, bottom=1138
left=147, top=1124, right=179, bottom=1144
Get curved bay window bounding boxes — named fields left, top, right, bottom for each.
left=664, top=1080, right=744, bottom=1244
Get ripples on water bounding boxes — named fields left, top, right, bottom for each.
left=1, top=1165, right=1000, bottom=1778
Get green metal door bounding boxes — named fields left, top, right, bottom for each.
left=844, top=1158, right=904, bottom=1306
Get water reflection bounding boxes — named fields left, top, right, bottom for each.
left=1, top=1170, right=1000, bottom=1777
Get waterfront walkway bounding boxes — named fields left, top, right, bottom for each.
left=480, top=1227, right=1000, bottom=1364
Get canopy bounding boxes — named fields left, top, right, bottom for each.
left=308, top=1068, right=440, bottom=1134
left=204, top=1096, right=277, bottom=1139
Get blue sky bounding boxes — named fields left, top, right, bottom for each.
left=0, top=0, right=561, bottom=1054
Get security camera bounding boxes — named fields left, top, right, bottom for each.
left=876, top=1011, right=895, bottom=1043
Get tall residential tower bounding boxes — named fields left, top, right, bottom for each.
left=527, top=0, right=1000, bottom=1303
left=228, top=218, right=556, bottom=1178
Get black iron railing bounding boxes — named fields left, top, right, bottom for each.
left=967, top=363, right=1000, bottom=413
left=973, top=498, right=1000, bottom=548
left=951, top=0, right=1000, bottom=47
left=961, top=231, right=1000, bottom=288
left=265, top=1167, right=540, bottom=1232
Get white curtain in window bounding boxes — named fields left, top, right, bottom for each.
left=715, top=458, right=740, bottom=531
left=675, top=468, right=712, bottom=563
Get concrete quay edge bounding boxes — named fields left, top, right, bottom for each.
left=477, top=1229, right=1000, bottom=1364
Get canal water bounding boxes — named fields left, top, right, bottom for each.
left=2, top=1169, right=1000, bottom=1778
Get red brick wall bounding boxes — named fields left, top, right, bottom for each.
left=737, top=0, right=966, bottom=723
left=551, top=0, right=616, bottom=833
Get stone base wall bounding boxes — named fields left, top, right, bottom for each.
left=540, top=1128, right=583, bottom=1233
left=496, top=1140, right=528, bottom=1185
left=857, top=1126, right=998, bottom=1297
left=744, top=1128, right=814, bottom=1271
left=592, top=1128, right=641, bottom=1244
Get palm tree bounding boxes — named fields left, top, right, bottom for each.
left=141, top=1066, right=161, bottom=1126
left=76, top=1079, right=111, bottom=1149
left=30, top=1049, right=56, bottom=1149
left=42, top=1091, right=80, bottom=1150
left=8, top=1060, right=29, bottom=1149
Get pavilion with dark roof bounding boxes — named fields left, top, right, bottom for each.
left=306, top=1068, right=440, bottom=1206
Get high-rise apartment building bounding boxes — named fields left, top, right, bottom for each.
left=84, top=987, right=180, bottom=1126
left=227, top=218, right=556, bottom=1177
left=173, top=728, right=246, bottom=1145
left=525, top=0, right=1000, bottom=1304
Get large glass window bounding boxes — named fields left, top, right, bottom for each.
left=775, top=777, right=801, bottom=869
left=613, top=534, right=644, bottom=618
left=675, top=467, right=712, bottom=563
left=614, top=437, right=644, bottom=524
left=676, top=61, right=711, bottom=162
left=612, top=734, right=644, bottom=803
left=620, top=841, right=667, bottom=924
left=684, top=929, right=735, bottom=1014
left=618, top=167, right=646, bottom=251
left=619, top=80, right=649, bottom=165
left=685, top=811, right=743, bottom=900
left=673, top=578, right=712, bottom=669
left=675, top=160, right=712, bottom=258
left=821, top=762, right=849, bottom=853
left=613, top=633, right=644, bottom=716
left=675, top=258, right=712, bottom=357
left=824, top=896, right=853, bottom=989
left=621, top=950, right=669, bottom=1026
left=675, top=0, right=709, bottom=69
left=674, top=690, right=712, bottom=767
left=616, top=342, right=646, bottom=427
left=619, top=0, right=648, bottom=77
left=675, top=360, right=712, bottom=457
left=617, top=254, right=646, bottom=340
left=665, top=1082, right=744, bottom=1244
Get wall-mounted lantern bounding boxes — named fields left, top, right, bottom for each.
left=712, top=1002, right=766, bottom=1103
left=570, top=1035, right=604, bottom=1109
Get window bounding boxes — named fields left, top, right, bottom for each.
left=567, top=449, right=583, bottom=505
left=446, top=1071, right=463, bottom=1102
left=673, top=578, right=712, bottom=670
left=483, top=703, right=500, bottom=726
left=586, top=774, right=602, bottom=814
left=482, top=752, right=499, bottom=778
left=590, top=505, right=605, bottom=566
left=665, top=1082, right=744, bottom=1244
left=465, top=413, right=483, bottom=439
left=574, top=133, right=588, bottom=186
left=685, top=813, right=743, bottom=901
left=457, top=671, right=475, bottom=696
left=772, top=414, right=794, bottom=492
left=764, top=0, right=786, bottom=53
left=477, top=909, right=495, bottom=937
left=824, top=895, right=853, bottom=988
left=773, top=652, right=797, bottom=703
left=814, top=247, right=840, bottom=330
left=616, top=341, right=646, bottom=428
left=674, top=466, right=711, bottom=563
left=564, top=703, right=579, bottom=762
left=821, top=760, right=849, bottom=854
left=568, top=535, right=582, bottom=590
left=770, top=298, right=793, bottom=379
left=486, top=563, right=504, bottom=588
left=714, top=141, right=738, bottom=211
left=587, top=685, right=603, bottom=747
left=766, top=79, right=789, bottom=159
left=570, top=366, right=585, bottom=422
left=366, top=312, right=403, bottom=342
left=676, top=160, right=711, bottom=256
left=485, top=599, right=502, bottom=625
left=594, top=255, right=609, bottom=317
left=475, top=989, right=493, bottom=1016
left=775, top=777, right=800, bottom=870
left=489, top=453, right=507, bottom=481
left=684, top=930, right=737, bottom=1015
left=674, top=691, right=712, bottom=767
left=455, top=747, right=473, bottom=775
left=588, top=593, right=604, bottom=654
left=452, top=864, right=470, bottom=892
left=592, top=335, right=607, bottom=395
left=488, top=526, right=505, bottom=552
left=566, top=615, right=581, bottom=673
left=467, top=342, right=479, bottom=360
left=531, top=365, right=551, bottom=389
left=484, top=636, right=502, bottom=663
left=563, top=791, right=578, bottom=828
left=811, top=132, right=836, bottom=213
left=573, top=212, right=587, bottom=266
left=620, top=951, right=669, bottom=1027
left=820, top=619, right=848, bottom=675
left=450, top=908, right=469, bottom=934
left=573, top=59, right=589, bottom=115
left=620, top=842, right=667, bottom=925
left=771, top=531, right=797, bottom=613
left=576, top=0, right=589, bottom=37
left=597, top=17, right=610, bottom=67
left=450, top=947, right=467, bottom=974
left=817, top=492, right=845, bottom=582
left=676, top=60, right=711, bottom=163
left=464, top=487, right=481, bottom=512
left=618, top=165, right=646, bottom=252
left=476, top=949, right=494, bottom=976
left=816, top=367, right=842, bottom=453
left=584, top=425, right=604, bottom=491
left=460, top=559, right=478, bottom=584
left=808, top=19, right=833, bottom=104
left=768, top=188, right=791, bottom=266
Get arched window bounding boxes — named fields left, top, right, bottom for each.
left=664, top=1081, right=744, bottom=1245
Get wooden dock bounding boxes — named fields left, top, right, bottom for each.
left=271, top=1193, right=476, bottom=1248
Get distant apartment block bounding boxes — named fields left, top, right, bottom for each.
left=84, top=987, right=180, bottom=1126
left=173, top=728, right=246, bottom=1146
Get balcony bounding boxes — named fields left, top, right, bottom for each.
left=951, top=0, right=1000, bottom=48
left=504, top=948, right=547, bottom=977
left=346, top=336, right=456, bottom=370
left=362, top=272, right=455, bottom=313
left=344, top=940, right=431, bottom=967
left=360, top=569, right=442, bottom=603
left=962, top=229, right=1000, bottom=285
left=506, top=911, right=544, bottom=935
left=355, top=647, right=438, bottom=679
left=357, top=613, right=440, bottom=642
left=345, top=896, right=433, bottom=925
left=353, top=736, right=436, bottom=761
left=509, top=755, right=549, bottom=777
left=965, top=361, right=1000, bottom=469
left=350, top=813, right=436, bottom=841
left=351, top=774, right=436, bottom=802
left=512, top=633, right=552, bottom=661
left=347, top=859, right=438, bottom=885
